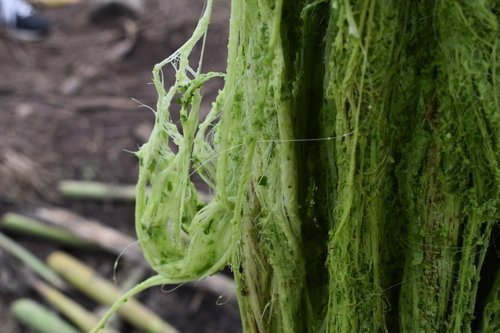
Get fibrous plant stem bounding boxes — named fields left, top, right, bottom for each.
left=93, top=1, right=499, bottom=332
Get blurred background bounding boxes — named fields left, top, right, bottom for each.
left=0, top=0, right=240, bottom=332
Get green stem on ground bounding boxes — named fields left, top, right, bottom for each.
left=10, top=298, right=79, bottom=333
left=1, top=213, right=92, bottom=248
left=47, top=251, right=178, bottom=333
left=58, top=180, right=136, bottom=201
left=0, top=232, right=66, bottom=289
left=33, top=280, right=120, bottom=333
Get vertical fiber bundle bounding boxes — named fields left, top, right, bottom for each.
left=321, top=1, right=403, bottom=331
left=398, top=2, right=499, bottom=332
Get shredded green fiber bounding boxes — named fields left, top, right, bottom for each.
left=92, top=0, right=498, bottom=332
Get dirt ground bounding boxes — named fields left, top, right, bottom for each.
left=0, top=1, right=241, bottom=332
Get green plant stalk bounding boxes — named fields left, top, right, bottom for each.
left=59, top=180, right=212, bottom=203
left=34, top=280, right=119, bottom=333
left=397, top=2, right=498, bottom=332
left=1, top=213, right=92, bottom=248
left=224, top=1, right=313, bottom=332
left=58, top=180, right=136, bottom=201
left=0, top=232, right=66, bottom=289
left=93, top=266, right=146, bottom=331
left=47, top=251, right=178, bottom=333
left=320, top=1, right=404, bottom=331
left=11, top=298, right=79, bottom=333
left=92, top=0, right=499, bottom=332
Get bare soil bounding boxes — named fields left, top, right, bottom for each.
left=0, top=1, right=240, bottom=332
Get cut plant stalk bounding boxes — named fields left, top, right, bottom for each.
left=29, top=0, right=80, bottom=8
left=47, top=251, right=178, bottom=333
left=58, top=180, right=212, bottom=202
left=0, top=212, right=92, bottom=248
left=58, top=180, right=136, bottom=201
left=33, top=279, right=120, bottom=333
left=0, top=232, right=66, bottom=289
left=35, top=207, right=144, bottom=263
left=11, top=298, right=79, bottom=333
